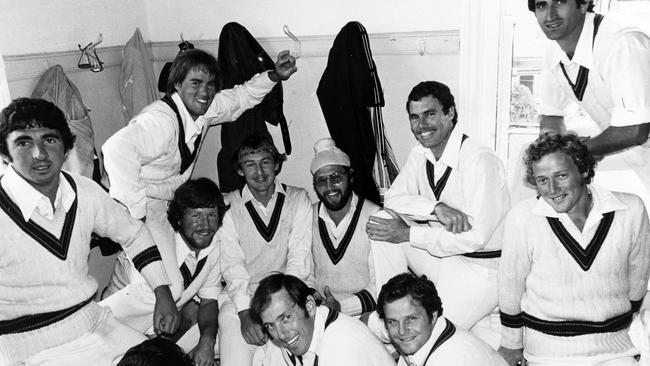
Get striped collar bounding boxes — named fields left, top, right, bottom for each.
left=318, top=192, right=359, bottom=236
left=174, top=231, right=217, bottom=267
left=404, top=316, right=450, bottom=366
left=415, top=125, right=466, bottom=169
left=0, top=165, right=75, bottom=221
left=549, top=12, right=597, bottom=71
left=533, top=184, right=627, bottom=231
left=170, top=92, right=206, bottom=147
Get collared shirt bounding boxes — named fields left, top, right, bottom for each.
left=317, top=193, right=360, bottom=243
left=220, top=181, right=312, bottom=312
left=384, top=126, right=510, bottom=257
left=398, top=317, right=506, bottom=366
left=103, top=72, right=277, bottom=219
left=259, top=306, right=394, bottom=366
left=540, top=13, right=650, bottom=130
left=312, top=193, right=377, bottom=315
left=498, top=184, right=650, bottom=360
left=171, top=231, right=222, bottom=302
left=1, top=165, right=75, bottom=221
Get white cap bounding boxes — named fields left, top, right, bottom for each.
left=309, top=138, right=351, bottom=174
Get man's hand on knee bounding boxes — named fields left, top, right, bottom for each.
left=238, top=309, right=268, bottom=346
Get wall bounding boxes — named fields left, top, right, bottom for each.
left=144, top=0, right=460, bottom=41
left=144, top=0, right=462, bottom=196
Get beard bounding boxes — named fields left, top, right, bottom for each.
left=317, top=187, right=353, bottom=212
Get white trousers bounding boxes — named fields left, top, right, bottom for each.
left=15, top=312, right=146, bottom=366
left=218, top=300, right=258, bottom=366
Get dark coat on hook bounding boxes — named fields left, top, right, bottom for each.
left=317, top=21, right=385, bottom=205
left=217, top=22, right=291, bottom=192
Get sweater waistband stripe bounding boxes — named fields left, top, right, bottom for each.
left=0, top=297, right=93, bottom=335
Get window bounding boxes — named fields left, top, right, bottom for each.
left=496, top=0, right=650, bottom=196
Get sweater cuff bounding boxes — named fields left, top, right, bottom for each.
left=500, top=311, right=524, bottom=349
left=340, top=296, right=362, bottom=316
left=233, top=294, right=252, bottom=313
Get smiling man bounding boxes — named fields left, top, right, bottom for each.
left=378, top=273, right=506, bottom=366
left=102, top=48, right=297, bottom=297
left=101, top=178, right=229, bottom=366
left=366, top=81, right=509, bottom=345
left=0, top=98, right=178, bottom=365
left=218, top=134, right=312, bottom=366
left=250, top=273, right=394, bottom=366
left=530, top=0, right=650, bottom=209
left=307, top=138, right=380, bottom=317
left=498, top=132, right=650, bottom=365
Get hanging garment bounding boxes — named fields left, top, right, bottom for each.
left=317, top=21, right=398, bottom=205
left=31, top=65, right=97, bottom=180
left=217, top=22, right=291, bottom=192
left=120, top=28, right=159, bottom=124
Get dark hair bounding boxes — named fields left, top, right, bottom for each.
left=166, top=49, right=222, bottom=95
left=117, top=337, right=194, bottom=366
left=406, top=81, right=458, bottom=125
left=524, top=132, right=596, bottom=186
left=167, top=178, right=230, bottom=231
left=377, top=273, right=443, bottom=321
left=249, top=273, right=312, bottom=326
left=0, top=98, right=76, bottom=158
left=236, top=133, right=286, bottom=174
left=528, top=0, right=594, bottom=12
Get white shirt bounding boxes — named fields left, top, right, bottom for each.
left=311, top=193, right=378, bottom=315
left=398, top=317, right=506, bottom=366
left=259, top=306, right=395, bottom=366
left=540, top=13, right=650, bottom=130
left=1, top=165, right=75, bottom=221
left=384, top=126, right=509, bottom=257
left=103, top=71, right=277, bottom=219
left=498, top=185, right=650, bottom=361
left=219, top=182, right=312, bottom=312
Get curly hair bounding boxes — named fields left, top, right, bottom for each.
left=167, top=178, right=230, bottom=231
left=377, top=273, right=443, bottom=321
left=406, top=81, right=458, bottom=125
left=0, top=98, right=76, bottom=158
left=524, top=132, right=596, bottom=186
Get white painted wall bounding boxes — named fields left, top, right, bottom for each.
left=143, top=0, right=460, bottom=41
left=0, top=0, right=150, bottom=55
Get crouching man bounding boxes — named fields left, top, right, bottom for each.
left=0, top=98, right=178, bottom=365
left=250, top=273, right=395, bottom=366
left=378, top=273, right=506, bottom=366
left=102, top=178, right=228, bottom=366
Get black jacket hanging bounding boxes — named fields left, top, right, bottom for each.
left=317, top=21, right=384, bottom=204
left=217, top=22, right=291, bottom=192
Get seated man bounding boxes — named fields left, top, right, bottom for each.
left=498, top=133, right=650, bottom=365
left=308, top=138, right=379, bottom=316
left=101, top=178, right=227, bottom=366
left=102, top=48, right=297, bottom=297
left=219, top=134, right=312, bottom=366
left=367, top=81, right=509, bottom=345
left=250, top=273, right=395, bottom=366
left=378, top=273, right=506, bottom=365
left=118, top=337, right=194, bottom=366
left=0, top=98, right=178, bottom=365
